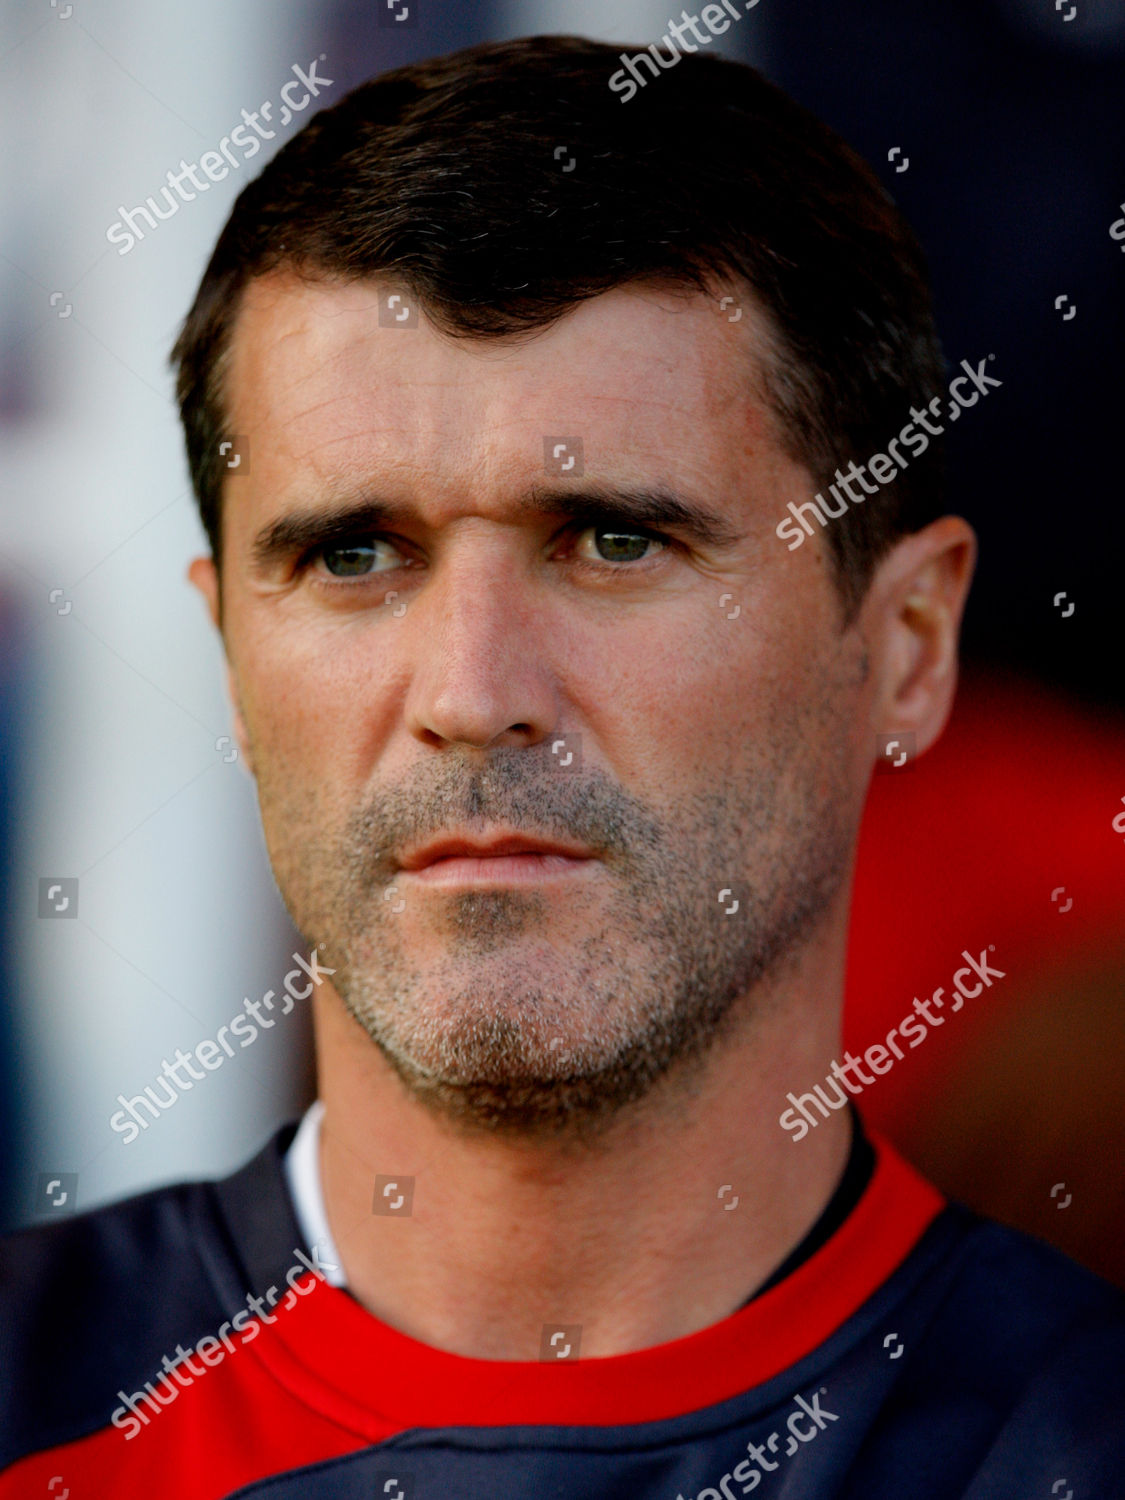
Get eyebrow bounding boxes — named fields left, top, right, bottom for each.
left=248, top=483, right=745, bottom=571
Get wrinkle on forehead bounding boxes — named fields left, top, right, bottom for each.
left=219, top=267, right=801, bottom=577
left=226, top=267, right=779, bottom=434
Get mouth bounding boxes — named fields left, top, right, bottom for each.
left=402, top=851, right=595, bottom=886
left=397, top=833, right=598, bottom=886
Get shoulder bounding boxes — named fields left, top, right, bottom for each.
left=894, top=1203, right=1125, bottom=1486
left=933, top=1204, right=1125, bottom=1343
left=0, top=1124, right=302, bottom=1468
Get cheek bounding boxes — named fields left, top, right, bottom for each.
left=667, top=586, right=852, bottom=787
left=229, top=557, right=843, bottom=788
left=557, top=609, right=761, bottom=800
left=235, top=622, right=363, bottom=778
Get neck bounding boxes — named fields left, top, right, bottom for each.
left=312, top=944, right=852, bottom=1361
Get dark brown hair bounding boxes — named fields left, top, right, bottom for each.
left=171, top=34, right=946, bottom=622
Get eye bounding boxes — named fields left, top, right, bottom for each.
left=300, top=521, right=672, bottom=594
left=316, top=538, right=405, bottom=577
left=573, top=525, right=668, bottom=568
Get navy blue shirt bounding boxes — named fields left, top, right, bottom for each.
left=1, top=1117, right=1122, bottom=1498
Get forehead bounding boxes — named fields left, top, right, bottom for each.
left=221, top=269, right=788, bottom=542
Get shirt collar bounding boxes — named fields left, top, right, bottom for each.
left=283, top=1099, right=347, bottom=1287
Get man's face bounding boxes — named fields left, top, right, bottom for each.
left=197, top=272, right=873, bottom=1140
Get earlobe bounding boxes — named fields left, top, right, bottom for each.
left=188, top=555, right=255, bottom=776
left=871, top=517, right=977, bottom=761
left=225, top=664, right=255, bottom=775
left=187, top=555, right=222, bottom=631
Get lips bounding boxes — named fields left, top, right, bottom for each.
left=398, top=833, right=595, bottom=872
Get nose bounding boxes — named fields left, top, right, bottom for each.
left=402, top=539, right=560, bottom=752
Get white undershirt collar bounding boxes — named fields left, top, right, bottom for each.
left=283, top=1099, right=347, bottom=1287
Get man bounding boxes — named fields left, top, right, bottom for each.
left=2, top=33, right=1122, bottom=1499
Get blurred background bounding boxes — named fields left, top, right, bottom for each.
left=1, top=0, right=1123, bottom=1283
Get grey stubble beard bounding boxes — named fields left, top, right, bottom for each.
left=257, top=707, right=856, bottom=1148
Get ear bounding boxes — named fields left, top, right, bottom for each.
left=188, top=555, right=255, bottom=775
left=861, top=516, right=977, bottom=763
